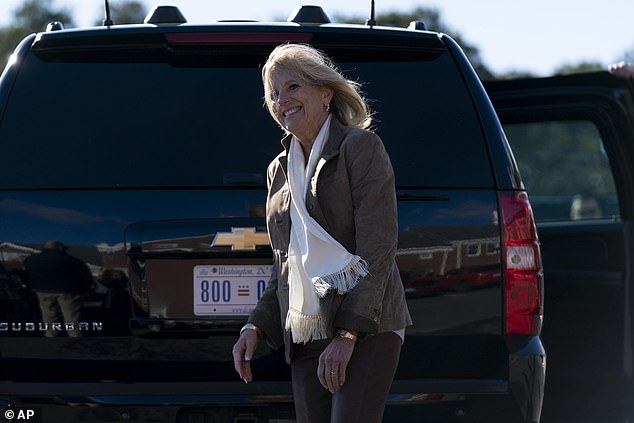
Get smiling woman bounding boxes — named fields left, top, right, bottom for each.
left=232, top=43, right=411, bottom=423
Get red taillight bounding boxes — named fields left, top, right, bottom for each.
left=500, top=191, right=544, bottom=335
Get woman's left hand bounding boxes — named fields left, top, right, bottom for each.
left=317, top=336, right=355, bottom=393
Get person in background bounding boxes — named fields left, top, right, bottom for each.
left=23, top=240, right=93, bottom=337
left=570, top=194, right=604, bottom=220
left=609, top=61, right=634, bottom=78
left=232, top=43, right=412, bottom=423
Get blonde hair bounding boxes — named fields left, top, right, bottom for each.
left=262, top=44, right=372, bottom=130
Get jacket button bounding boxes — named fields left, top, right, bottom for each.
left=308, top=204, right=314, bottom=211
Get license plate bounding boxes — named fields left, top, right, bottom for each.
left=193, top=265, right=273, bottom=316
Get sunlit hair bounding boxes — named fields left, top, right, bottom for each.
left=262, top=43, right=372, bottom=131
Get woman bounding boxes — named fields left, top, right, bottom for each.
left=232, top=43, right=412, bottom=423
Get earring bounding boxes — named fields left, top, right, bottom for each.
left=324, top=103, right=330, bottom=112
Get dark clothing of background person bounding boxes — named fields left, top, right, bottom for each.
left=23, top=241, right=93, bottom=337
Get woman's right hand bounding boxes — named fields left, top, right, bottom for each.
left=232, top=329, right=259, bottom=383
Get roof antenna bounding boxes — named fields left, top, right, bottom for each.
left=103, top=0, right=114, bottom=26
left=366, top=0, right=376, bottom=27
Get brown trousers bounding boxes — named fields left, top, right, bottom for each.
left=36, top=292, right=83, bottom=337
left=291, top=331, right=401, bottom=423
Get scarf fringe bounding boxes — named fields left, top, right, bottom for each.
left=285, top=307, right=328, bottom=344
left=313, top=256, right=369, bottom=298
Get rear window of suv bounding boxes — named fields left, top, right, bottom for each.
left=0, top=39, right=492, bottom=189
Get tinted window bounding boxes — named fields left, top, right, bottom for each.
left=0, top=49, right=491, bottom=188
left=504, top=120, right=619, bottom=222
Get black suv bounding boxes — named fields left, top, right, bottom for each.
left=0, top=5, right=545, bottom=423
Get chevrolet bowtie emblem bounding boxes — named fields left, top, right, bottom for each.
left=211, top=227, right=270, bottom=251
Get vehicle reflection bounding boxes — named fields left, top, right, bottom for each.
left=1, top=190, right=504, bottom=340
left=0, top=240, right=129, bottom=337
left=397, top=232, right=502, bottom=336
left=2, top=231, right=504, bottom=337
left=398, top=234, right=501, bottom=296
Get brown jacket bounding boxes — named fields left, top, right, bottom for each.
left=248, top=118, right=412, bottom=362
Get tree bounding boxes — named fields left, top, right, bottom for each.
left=0, top=0, right=148, bottom=66
left=554, top=61, right=604, bottom=75
left=0, top=0, right=74, bottom=65
left=335, top=7, right=495, bottom=80
left=506, top=120, right=616, bottom=200
left=496, top=70, right=539, bottom=79
left=94, top=1, right=148, bottom=26
left=12, top=0, right=74, bottom=30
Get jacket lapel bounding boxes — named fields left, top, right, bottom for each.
left=304, top=118, right=348, bottom=231
left=277, top=133, right=292, bottom=177
left=276, top=119, right=348, bottom=233
left=310, top=118, right=347, bottom=198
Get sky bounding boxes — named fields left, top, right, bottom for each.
left=1, top=0, right=633, bottom=77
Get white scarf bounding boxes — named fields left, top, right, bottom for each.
left=285, top=115, right=369, bottom=344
